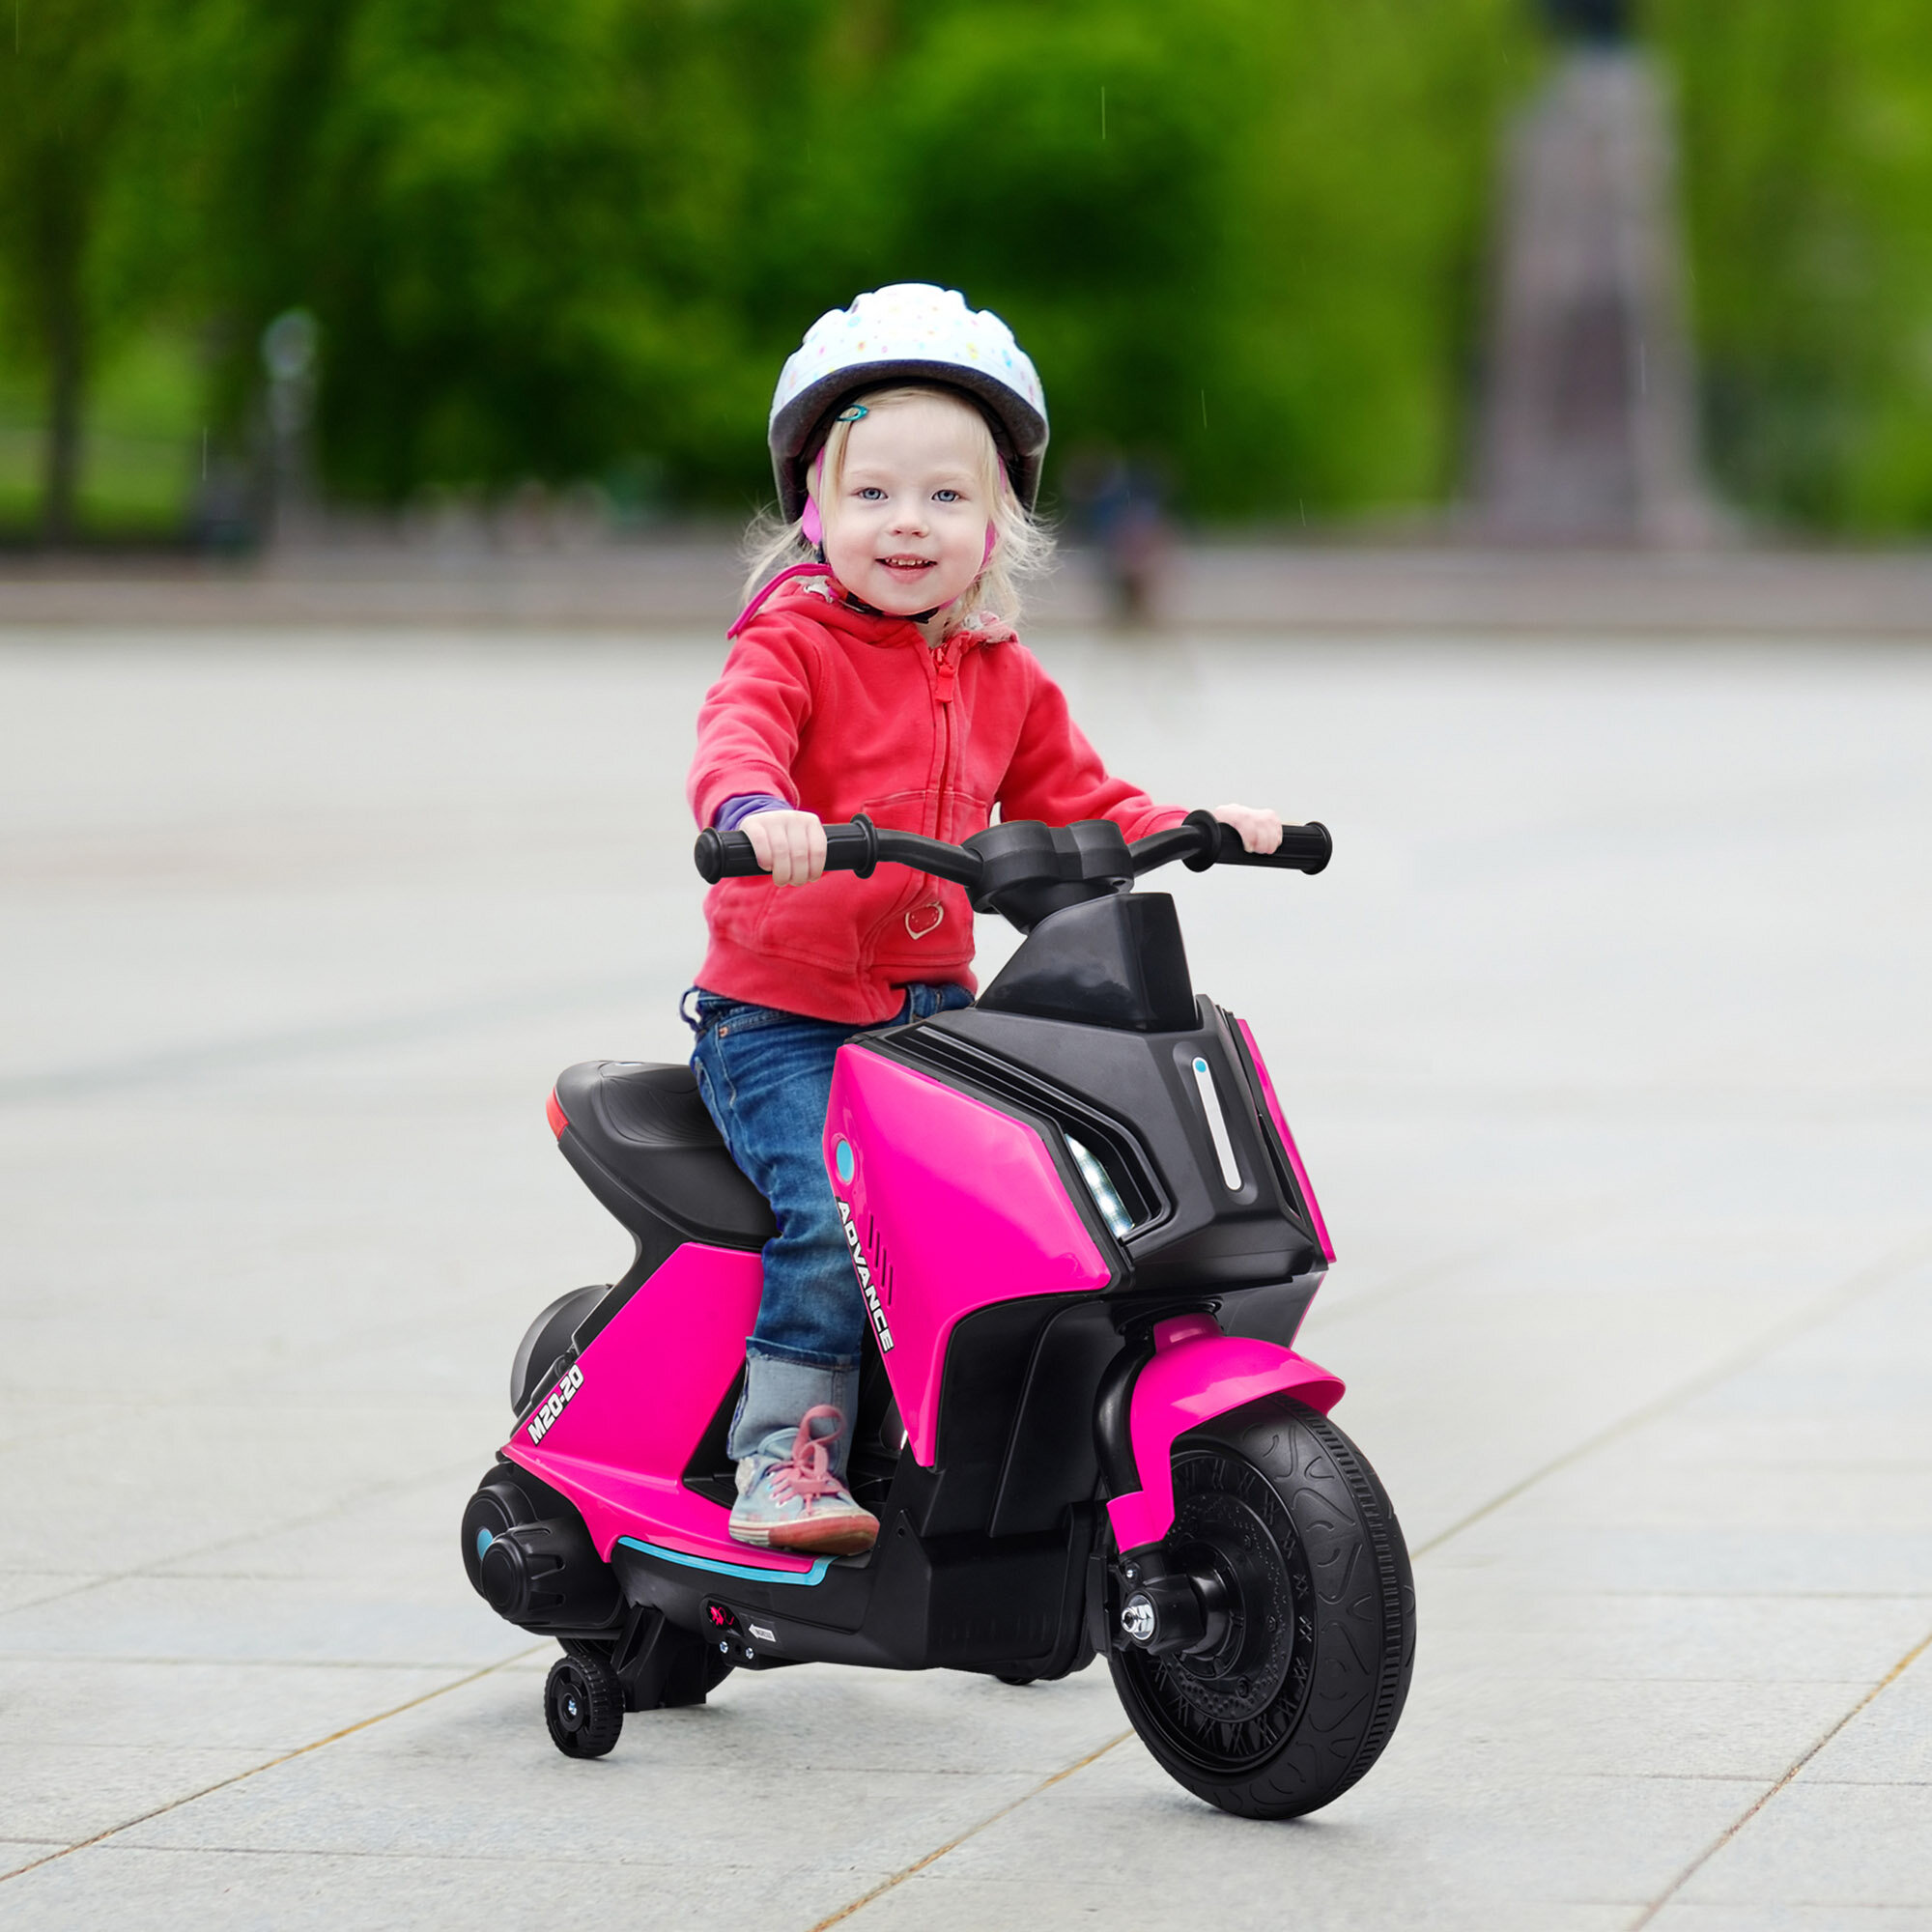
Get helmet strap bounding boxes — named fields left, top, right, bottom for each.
left=840, top=591, right=943, bottom=624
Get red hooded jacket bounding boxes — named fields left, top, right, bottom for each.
left=687, top=580, right=1185, bottom=1023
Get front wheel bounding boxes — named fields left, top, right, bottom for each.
left=1108, top=1395, right=1415, bottom=1819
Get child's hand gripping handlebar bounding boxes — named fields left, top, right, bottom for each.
left=1129, top=810, right=1332, bottom=875
left=694, top=816, right=983, bottom=888
left=693, top=811, right=1330, bottom=886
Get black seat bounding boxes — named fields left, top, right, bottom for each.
left=552, top=1061, right=775, bottom=1253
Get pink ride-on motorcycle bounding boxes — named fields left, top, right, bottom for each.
left=462, top=810, right=1415, bottom=1819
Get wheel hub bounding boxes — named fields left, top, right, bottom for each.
left=1157, top=1492, right=1295, bottom=1723
left=1116, top=1448, right=1319, bottom=1767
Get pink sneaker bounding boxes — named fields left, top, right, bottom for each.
left=727, top=1405, right=879, bottom=1555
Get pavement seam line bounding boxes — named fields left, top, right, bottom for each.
left=0, top=1644, right=546, bottom=1888
left=804, top=1729, right=1134, bottom=1930
left=1627, top=1621, right=1932, bottom=1930
left=1410, top=1225, right=1932, bottom=1559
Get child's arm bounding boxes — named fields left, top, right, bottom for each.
left=689, top=628, right=829, bottom=885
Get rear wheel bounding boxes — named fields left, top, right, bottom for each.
left=1108, top=1394, right=1414, bottom=1819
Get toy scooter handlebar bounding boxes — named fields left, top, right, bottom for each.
left=693, top=812, right=1330, bottom=885
left=1133, top=810, right=1331, bottom=876
left=693, top=816, right=982, bottom=888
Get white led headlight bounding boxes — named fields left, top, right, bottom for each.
left=1065, top=1134, right=1134, bottom=1239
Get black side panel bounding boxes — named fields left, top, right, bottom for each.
left=918, top=1297, right=1069, bottom=1537
left=1217, top=1275, right=1323, bottom=1349
left=988, top=1300, right=1124, bottom=1537
left=679, top=1361, right=748, bottom=1508
left=611, top=1504, right=1101, bottom=1677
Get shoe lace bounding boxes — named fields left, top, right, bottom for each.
left=767, top=1405, right=845, bottom=1507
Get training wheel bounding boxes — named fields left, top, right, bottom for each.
left=545, top=1651, right=623, bottom=1758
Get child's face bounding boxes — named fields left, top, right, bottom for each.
left=814, top=398, right=993, bottom=620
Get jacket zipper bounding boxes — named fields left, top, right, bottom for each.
left=864, top=634, right=962, bottom=971
left=933, top=639, right=958, bottom=836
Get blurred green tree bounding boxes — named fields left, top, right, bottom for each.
left=0, top=0, right=142, bottom=538
left=1651, top=1, right=1932, bottom=530
left=193, top=0, right=1526, bottom=518
left=2, top=0, right=1531, bottom=527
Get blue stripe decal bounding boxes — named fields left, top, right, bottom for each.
left=615, top=1536, right=832, bottom=1586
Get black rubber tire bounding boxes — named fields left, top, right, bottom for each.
left=545, top=1651, right=624, bottom=1758
left=1108, top=1394, right=1415, bottom=1820
left=994, top=1673, right=1037, bottom=1688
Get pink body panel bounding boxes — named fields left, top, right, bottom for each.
left=501, top=1242, right=818, bottom=1575
left=1106, top=1313, right=1345, bottom=1552
left=825, top=1050, right=1112, bottom=1465
left=1236, top=1017, right=1335, bottom=1263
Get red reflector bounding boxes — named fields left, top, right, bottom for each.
left=546, top=1090, right=570, bottom=1139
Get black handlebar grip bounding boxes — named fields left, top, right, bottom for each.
left=693, top=816, right=880, bottom=884
left=1181, top=810, right=1331, bottom=874
left=693, top=827, right=757, bottom=882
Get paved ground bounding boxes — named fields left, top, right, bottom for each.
left=1, top=616, right=1928, bottom=1928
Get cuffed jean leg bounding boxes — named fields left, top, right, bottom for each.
left=685, top=980, right=975, bottom=1469
left=690, top=1004, right=863, bottom=1369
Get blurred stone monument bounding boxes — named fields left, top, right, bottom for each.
left=1477, top=5, right=1719, bottom=544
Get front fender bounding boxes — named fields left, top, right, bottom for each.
left=1105, top=1314, right=1344, bottom=1553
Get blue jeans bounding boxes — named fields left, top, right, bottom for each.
left=684, top=982, right=973, bottom=1373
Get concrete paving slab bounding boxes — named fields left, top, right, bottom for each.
left=1796, top=1645, right=1932, bottom=1788
left=855, top=1732, right=1753, bottom=1930
left=1670, top=1779, right=1932, bottom=1910
left=118, top=1667, right=1129, bottom=1855
left=856, top=1875, right=1641, bottom=1932
left=0, top=1845, right=63, bottom=1884
left=0, top=1841, right=891, bottom=1932
left=0, top=1406, right=492, bottom=1576
left=0, top=1659, right=480, bottom=1752
left=1650, top=1909, right=1932, bottom=1932
left=1419, top=1593, right=1932, bottom=1699
left=0, top=1574, right=531, bottom=1669
left=0, top=1576, right=105, bottom=1617
left=0, top=1745, right=275, bottom=1843
left=1390, top=1672, right=1875, bottom=1782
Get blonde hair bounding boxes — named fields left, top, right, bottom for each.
left=741, top=384, right=1053, bottom=636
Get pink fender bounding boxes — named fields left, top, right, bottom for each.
left=1106, top=1313, right=1345, bottom=1552
left=502, top=1242, right=820, bottom=1577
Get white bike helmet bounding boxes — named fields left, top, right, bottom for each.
left=768, top=283, right=1049, bottom=520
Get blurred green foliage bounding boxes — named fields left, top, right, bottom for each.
left=1652, top=1, right=1932, bottom=530
left=0, top=0, right=1530, bottom=532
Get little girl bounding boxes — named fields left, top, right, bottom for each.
left=685, top=283, right=1282, bottom=1555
